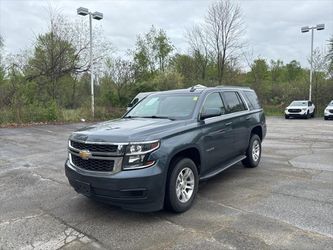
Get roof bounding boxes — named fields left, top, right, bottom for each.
left=148, top=85, right=254, bottom=96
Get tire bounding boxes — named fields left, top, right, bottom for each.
left=285, top=115, right=289, bottom=119
left=165, top=158, right=199, bottom=213
left=306, top=111, right=310, bottom=119
left=242, top=134, right=261, bottom=168
left=311, top=110, right=315, bottom=118
left=324, top=116, right=328, bottom=120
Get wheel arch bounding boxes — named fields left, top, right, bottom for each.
left=167, top=146, right=202, bottom=176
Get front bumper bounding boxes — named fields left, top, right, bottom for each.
left=324, top=111, right=333, bottom=118
left=285, top=110, right=308, bottom=117
left=65, top=160, right=166, bottom=212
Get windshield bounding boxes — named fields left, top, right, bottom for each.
left=125, top=94, right=199, bottom=120
left=290, top=101, right=307, bottom=107
left=328, top=101, right=333, bottom=107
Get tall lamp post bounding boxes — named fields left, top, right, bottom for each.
left=77, top=7, right=103, bottom=118
left=301, top=24, right=325, bottom=101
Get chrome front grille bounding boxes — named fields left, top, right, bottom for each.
left=68, top=139, right=123, bottom=174
left=70, top=140, right=118, bottom=153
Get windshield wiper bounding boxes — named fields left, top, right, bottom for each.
left=141, top=116, right=175, bottom=121
left=124, top=115, right=140, bottom=118
left=124, top=115, right=175, bottom=120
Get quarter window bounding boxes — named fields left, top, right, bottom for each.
left=243, top=91, right=261, bottom=110
left=221, top=91, right=246, bottom=113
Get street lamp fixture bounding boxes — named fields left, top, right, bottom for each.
left=77, top=7, right=89, bottom=16
left=301, top=24, right=325, bottom=101
left=77, top=7, right=104, bottom=118
left=92, top=12, right=103, bottom=20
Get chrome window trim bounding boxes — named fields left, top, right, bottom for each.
left=237, top=91, right=250, bottom=111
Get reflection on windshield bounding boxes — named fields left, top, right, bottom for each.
left=125, top=94, right=199, bottom=120
left=290, top=101, right=307, bottom=107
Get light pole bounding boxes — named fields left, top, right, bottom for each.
left=301, top=24, right=325, bottom=101
left=77, top=7, right=103, bottom=118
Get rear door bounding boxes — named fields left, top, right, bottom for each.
left=221, top=91, right=249, bottom=156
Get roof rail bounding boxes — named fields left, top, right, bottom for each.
left=189, top=84, right=207, bottom=92
left=216, top=85, right=251, bottom=89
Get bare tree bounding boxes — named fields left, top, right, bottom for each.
left=104, top=57, right=134, bottom=103
left=186, top=25, right=210, bottom=80
left=309, top=48, right=329, bottom=106
left=205, top=0, right=244, bottom=84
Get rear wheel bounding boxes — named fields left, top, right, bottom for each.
left=166, top=158, right=199, bottom=213
left=242, top=134, right=261, bottom=168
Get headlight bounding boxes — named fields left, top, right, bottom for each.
left=123, top=141, right=159, bottom=170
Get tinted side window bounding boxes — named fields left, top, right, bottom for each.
left=202, top=92, right=226, bottom=115
left=243, top=91, right=261, bottom=110
left=221, top=91, right=246, bottom=113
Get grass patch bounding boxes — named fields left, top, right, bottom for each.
left=0, top=106, right=126, bottom=126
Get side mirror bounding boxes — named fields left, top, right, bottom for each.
left=128, top=103, right=133, bottom=108
left=200, top=108, right=221, bottom=120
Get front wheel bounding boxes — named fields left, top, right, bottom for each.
left=166, top=158, right=199, bottom=213
left=242, top=134, right=261, bottom=168
left=285, top=115, right=289, bottom=119
left=324, top=116, right=328, bottom=120
left=306, top=111, right=310, bottom=119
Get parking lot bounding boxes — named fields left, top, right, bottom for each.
left=0, top=117, right=332, bottom=249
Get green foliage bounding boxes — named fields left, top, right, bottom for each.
left=133, top=26, right=174, bottom=82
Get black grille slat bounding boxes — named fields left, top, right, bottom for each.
left=288, top=109, right=301, bottom=113
left=71, top=141, right=118, bottom=152
left=329, top=109, right=333, bottom=114
left=71, top=154, right=114, bottom=172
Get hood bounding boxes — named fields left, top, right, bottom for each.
left=287, top=106, right=307, bottom=109
left=70, top=118, right=188, bottom=143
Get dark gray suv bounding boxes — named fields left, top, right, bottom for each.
left=65, top=86, right=266, bottom=212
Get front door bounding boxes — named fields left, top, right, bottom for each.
left=200, top=92, right=234, bottom=174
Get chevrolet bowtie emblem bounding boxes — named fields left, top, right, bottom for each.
left=79, top=150, right=91, bottom=160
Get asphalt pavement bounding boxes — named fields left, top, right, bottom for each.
left=0, top=117, right=332, bottom=249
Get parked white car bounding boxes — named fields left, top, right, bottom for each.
left=324, top=100, right=333, bottom=120
left=285, top=100, right=315, bottom=119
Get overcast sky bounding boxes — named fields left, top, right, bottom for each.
left=1, top=0, right=332, bottom=70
